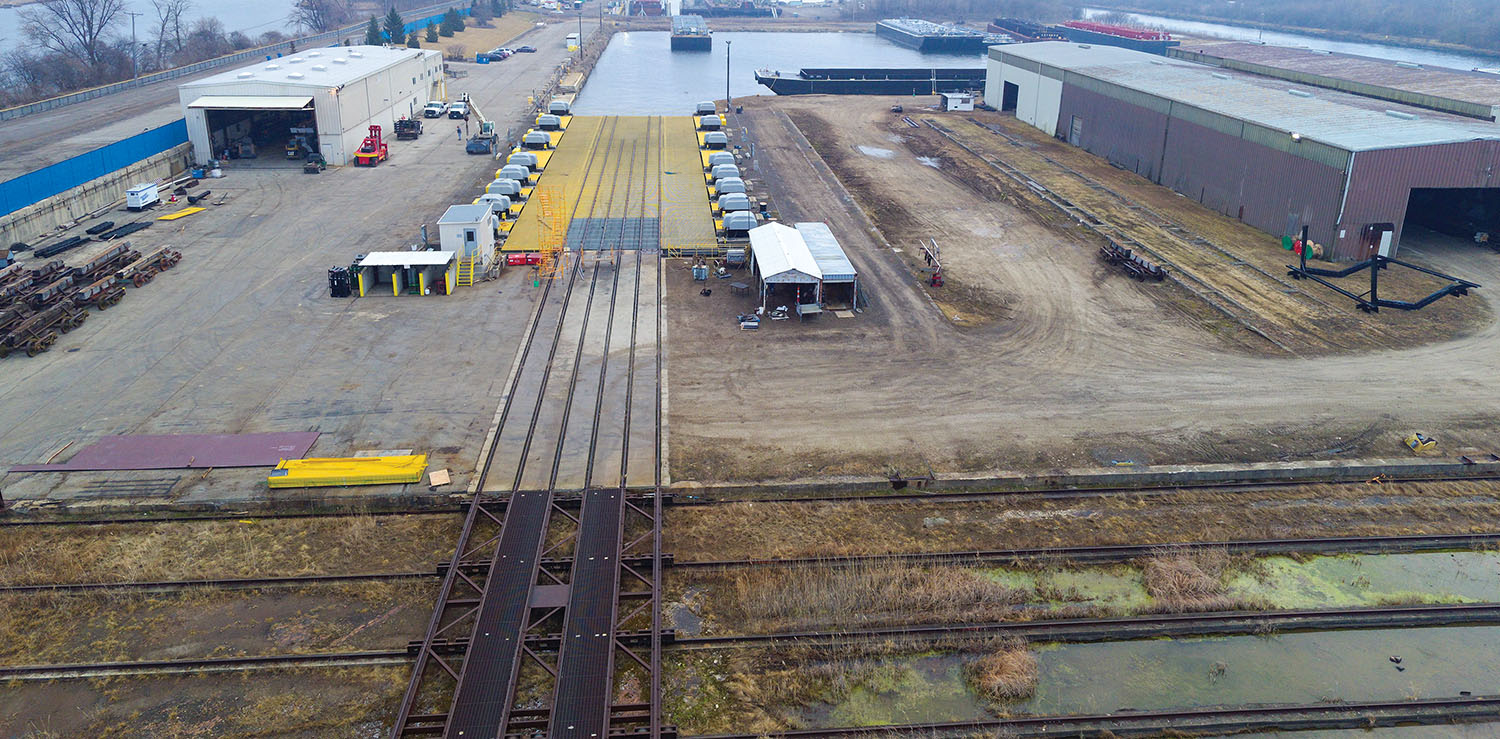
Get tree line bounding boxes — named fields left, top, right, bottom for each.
left=839, top=0, right=1073, bottom=23
left=1095, top=0, right=1500, bottom=52
left=0, top=0, right=499, bottom=109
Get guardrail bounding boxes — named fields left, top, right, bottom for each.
left=0, top=2, right=470, bottom=122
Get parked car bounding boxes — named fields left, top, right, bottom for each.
left=423, top=101, right=448, bottom=118
left=449, top=101, right=470, bottom=119
left=478, top=47, right=513, bottom=62
left=516, top=45, right=537, bottom=53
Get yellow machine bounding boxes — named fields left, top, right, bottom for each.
left=1404, top=433, right=1436, bottom=453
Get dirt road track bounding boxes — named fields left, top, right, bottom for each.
left=666, top=95, right=1500, bottom=482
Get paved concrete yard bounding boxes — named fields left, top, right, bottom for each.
left=0, top=20, right=598, bottom=507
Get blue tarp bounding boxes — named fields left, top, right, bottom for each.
left=0, top=119, right=189, bottom=218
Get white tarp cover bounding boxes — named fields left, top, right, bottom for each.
left=749, top=223, right=820, bottom=284
left=187, top=95, right=313, bottom=110
left=359, top=250, right=456, bottom=267
left=795, top=222, right=857, bottom=282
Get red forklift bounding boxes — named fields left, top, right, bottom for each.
left=353, top=125, right=389, bottom=166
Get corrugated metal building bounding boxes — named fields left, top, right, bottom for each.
left=986, top=42, right=1500, bottom=260
left=178, top=46, right=443, bottom=166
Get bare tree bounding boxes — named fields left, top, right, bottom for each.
left=150, top=0, right=192, bottom=68
left=18, top=0, right=127, bottom=69
left=290, top=0, right=351, bottom=33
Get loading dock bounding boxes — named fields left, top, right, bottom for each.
left=187, top=96, right=318, bottom=163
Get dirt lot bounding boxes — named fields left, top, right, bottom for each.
left=665, top=95, right=1500, bottom=483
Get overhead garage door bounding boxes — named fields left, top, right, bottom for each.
left=187, top=96, right=314, bottom=110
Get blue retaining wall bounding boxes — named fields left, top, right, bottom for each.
left=0, top=119, right=189, bottom=218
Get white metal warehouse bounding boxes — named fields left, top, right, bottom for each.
left=178, top=45, right=443, bottom=166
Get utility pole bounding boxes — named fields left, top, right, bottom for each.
left=725, top=39, right=731, bottom=112
left=578, top=9, right=584, bottom=60
left=124, top=11, right=142, bottom=78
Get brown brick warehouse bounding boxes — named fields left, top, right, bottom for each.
left=987, top=42, right=1500, bottom=261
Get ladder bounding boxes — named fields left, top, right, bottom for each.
left=536, top=186, right=567, bottom=281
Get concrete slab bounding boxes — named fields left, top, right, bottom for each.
left=10, top=431, right=318, bottom=472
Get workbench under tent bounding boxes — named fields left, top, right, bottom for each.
left=356, top=251, right=457, bottom=296
left=795, top=221, right=858, bottom=310
left=748, top=223, right=822, bottom=317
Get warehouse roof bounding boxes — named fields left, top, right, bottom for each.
left=993, top=42, right=1500, bottom=152
left=1172, top=41, right=1500, bottom=120
left=795, top=222, right=856, bottom=282
left=180, top=46, right=440, bottom=91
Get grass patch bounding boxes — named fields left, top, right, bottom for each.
left=964, top=636, right=1038, bottom=700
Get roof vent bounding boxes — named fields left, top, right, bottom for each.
left=1396, top=61, right=1422, bottom=69
left=333, top=57, right=349, bottom=64
left=349, top=51, right=364, bottom=58
left=287, top=57, right=304, bottom=64
left=1211, top=72, right=1230, bottom=80
left=1150, top=60, right=1164, bottom=65
left=237, top=71, right=254, bottom=79
left=1386, top=110, right=1420, bottom=120
left=1288, top=89, right=1314, bottom=98
left=264, top=63, right=280, bottom=70
left=1077, top=44, right=1091, bottom=49
left=307, top=51, right=322, bottom=57
left=311, top=64, right=327, bottom=71
left=287, top=72, right=305, bottom=80
left=1311, top=49, right=1332, bottom=55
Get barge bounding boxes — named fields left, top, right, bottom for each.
left=670, top=14, right=711, bottom=51
left=1057, top=20, right=1179, bottom=55
left=987, top=17, right=1067, bottom=42
left=754, top=67, right=987, bottom=95
left=875, top=18, right=1011, bottom=54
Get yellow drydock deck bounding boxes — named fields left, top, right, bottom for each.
left=501, top=115, right=715, bottom=252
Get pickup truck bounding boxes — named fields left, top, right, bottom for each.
left=394, top=117, right=423, bottom=140
left=422, top=101, right=448, bottom=118
left=448, top=101, right=469, bottom=119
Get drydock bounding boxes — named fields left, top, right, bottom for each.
left=503, top=116, right=716, bottom=254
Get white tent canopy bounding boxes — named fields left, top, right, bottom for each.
left=748, top=223, right=820, bottom=284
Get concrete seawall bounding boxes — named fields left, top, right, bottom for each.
left=0, top=143, right=192, bottom=249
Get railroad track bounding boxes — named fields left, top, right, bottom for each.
left=670, top=532, right=1500, bottom=570
left=669, top=467, right=1500, bottom=506
left=686, top=695, right=1500, bottom=738
left=0, top=571, right=435, bottom=595
left=672, top=602, right=1500, bottom=649
left=0, top=650, right=411, bottom=681
left=0, top=507, right=462, bottom=527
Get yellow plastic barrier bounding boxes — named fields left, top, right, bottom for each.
left=158, top=207, right=206, bottom=220
left=267, top=455, right=428, bottom=488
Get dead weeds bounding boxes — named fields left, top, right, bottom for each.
left=964, top=636, right=1039, bottom=700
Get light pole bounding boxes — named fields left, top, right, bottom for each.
left=124, top=10, right=142, bottom=77
left=724, top=39, right=731, bottom=112
left=578, top=10, right=584, bottom=60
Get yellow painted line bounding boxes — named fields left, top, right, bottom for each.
left=267, top=455, right=428, bottom=488
left=157, top=207, right=205, bottom=220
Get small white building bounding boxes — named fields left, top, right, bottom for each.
left=178, top=45, right=443, bottom=166
left=748, top=222, right=822, bottom=316
left=438, top=203, right=498, bottom=271
left=940, top=92, right=975, bottom=111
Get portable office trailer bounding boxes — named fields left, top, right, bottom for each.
left=438, top=203, right=498, bottom=272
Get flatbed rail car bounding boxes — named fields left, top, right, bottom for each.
left=0, top=302, right=86, bottom=357
left=72, top=276, right=125, bottom=310
left=76, top=243, right=140, bottom=283
left=0, top=304, right=32, bottom=335
left=25, top=272, right=77, bottom=308
left=0, top=261, right=65, bottom=306
left=115, top=248, right=181, bottom=287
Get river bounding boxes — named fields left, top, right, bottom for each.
left=1081, top=6, right=1499, bottom=71
left=0, top=0, right=299, bottom=53
left=574, top=30, right=983, bottom=114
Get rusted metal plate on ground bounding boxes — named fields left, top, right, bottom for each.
left=11, top=432, right=320, bottom=472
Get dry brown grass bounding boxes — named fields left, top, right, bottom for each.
left=0, top=514, right=457, bottom=586
left=1140, top=548, right=1234, bottom=611
left=666, top=481, right=1500, bottom=561
left=964, top=637, right=1038, bottom=701
left=723, top=561, right=1032, bottom=633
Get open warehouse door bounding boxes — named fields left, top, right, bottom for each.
left=187, top=96, right=318, bottom=165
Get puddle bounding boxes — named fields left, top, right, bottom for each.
left=855, top=145, right=894, bottom=159
left=916, top=156, right=942, bottom=169
left=770, top=626, right=1500, bottom=726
